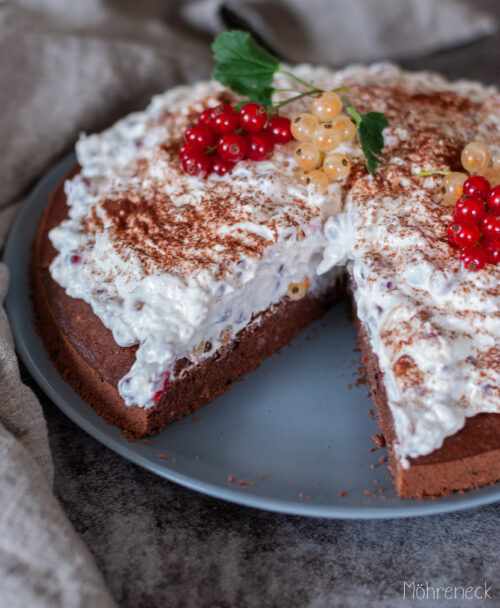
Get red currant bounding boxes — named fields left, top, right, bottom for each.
left=179, top=142, right=203, bottom=159
left=453, top=196, right=486, bottom=225
left=482, top=239, right=500, bottom=264
left=447, top=223, right=459, bottom=247
left=70, top=254, right=81, bottom=264
left=266, top=116, right=292, bottom=144
left=181, top=148, right=212, bottom=177
left=239, top=103, right=267, bottom=133
left=184, top=124, right=213, bottom=148
left=217, top=133, right=248, bottom=162
left=487, top=185, right=500, bottom=216
left=462, top=175, right=490, bottom=200
left=211, top=154, right=235, bottom=176
left=153, top=372, right=170, bottom=403
left=209, top=104, right=239, bottom=134
left=198, top=108, right=214, bottom=126
left=246, top=132, right=274, bottom=161
left=447, top=220, right=481, bottom=248
left=460, top=246, right=487, bottom=271
left=481, top=214, right=500, bottom=241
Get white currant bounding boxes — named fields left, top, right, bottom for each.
left=311, top=92, right=342, bottom=122
left=323, top=153, right=351, bottom=181
left=290, top=113, right=319, bottom=142
left=461, top=141, right=490, bottom=174
left=294, top=142, right=322, bottom=170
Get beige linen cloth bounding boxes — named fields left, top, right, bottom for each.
left=0, top=0, right=495, bottom=605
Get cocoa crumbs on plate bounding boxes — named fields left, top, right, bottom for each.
left=371, top=434, right=385, bottom=448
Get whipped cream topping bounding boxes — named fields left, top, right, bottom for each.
left=49, top=63, right=500, bottom=464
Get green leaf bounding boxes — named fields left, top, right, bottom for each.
left=211, top=30, right=279, bottom=108
left=347, top=109, right=388, bottom=177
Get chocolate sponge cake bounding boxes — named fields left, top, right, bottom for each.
left=31, top=63, right=500, bottom=498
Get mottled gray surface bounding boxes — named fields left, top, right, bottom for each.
left=21, top=2, right=500, bottom=606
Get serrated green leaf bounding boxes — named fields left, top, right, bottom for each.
left=355, top=111, right=388, bottom=177
left=211, top=31, right=279, bottom=107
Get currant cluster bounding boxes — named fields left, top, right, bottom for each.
left=440, top=142, right=500, bottom=271
left=447, top=177, right=500, bottom=271
left=291, top=92, right=356, bottom=192
left=179, top=103, right=292, bottom=177
left=441, top=142, right=500, bottom=205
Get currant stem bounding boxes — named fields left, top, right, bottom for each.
left=416, top=170, right=451, bottom=177
left=342, top=97, right=362, bottom=125
left=272, top=90, right=322, bottom=111
left=277, top=67, right=316, bottom=91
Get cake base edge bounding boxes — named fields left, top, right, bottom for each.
left=354, top=312, right=500, bottom=498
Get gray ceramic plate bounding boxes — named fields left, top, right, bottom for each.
left=4, top=153, right=500, bottom=519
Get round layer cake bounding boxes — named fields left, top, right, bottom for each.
left=31, top=63, right=500, bottom=498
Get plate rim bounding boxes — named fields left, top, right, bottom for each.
left=4, top=152, right=499, bottom=520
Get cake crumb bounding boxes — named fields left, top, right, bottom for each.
left=298, top=492, right=304, bottom=499
left=378, top=488, right=384, bottom=493
left=325, top=445, right=330, bottom=449
left=369, top=409, right=376, bottom=420
left=141, top=439, right=149, bottom=445
left=379, top=456, right=387, bottom=463
left=373, top=479, right=378, bottom=484
left=364, top=491, right=372, bottom=496
left=237, top=480, right=246, bottom=486
left=227, top=475, right=234, bottom=483
left=171, top=458, right=176, bottom=463
left=305, top=495, right=311, bottom=500
left=157, top=454, right=167, bottom=459
left=260, top=475, right=268, bottom=480
left=370, top=464, right=376, bottom=470
left=338, top=490, right=346, bottom=497
left=193, top=416, right=199, bottom=422
left=368, top=447, right=376, bottom=453
left=248, top=481, right=255, bottom=486
left=371, top=434, right=385, bottom=448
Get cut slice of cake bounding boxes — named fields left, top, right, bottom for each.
left=31, top=62, right=500, bottom=498
left=33, top=79, right=344, bottom=437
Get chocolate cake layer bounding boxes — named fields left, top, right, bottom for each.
left=354, top=314, right=500, bottom=498
left=32, top=169, right=340, bottom=438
